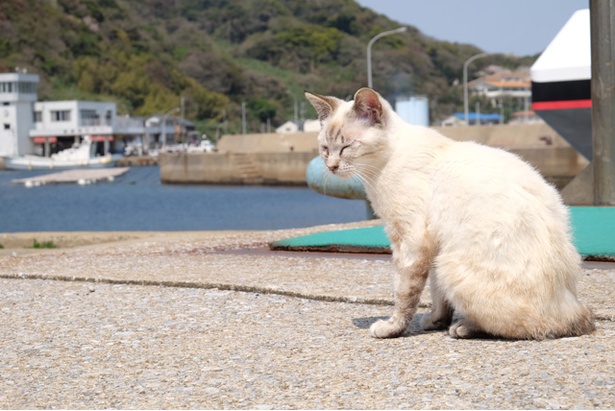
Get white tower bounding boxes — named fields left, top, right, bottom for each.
left=0, top=71, right=39, bottom=156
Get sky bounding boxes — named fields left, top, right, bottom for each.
left=355, top=0, right=589, bottom=56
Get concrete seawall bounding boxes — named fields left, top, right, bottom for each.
left=159, top=151, right=318, bottom=185
left=159, top=124, right=588, bottom=188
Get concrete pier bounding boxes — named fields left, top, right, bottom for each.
left=0, top=224, right=613, bottom=409
left=12, top=167, right=129, bottom=187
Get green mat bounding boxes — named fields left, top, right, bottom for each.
left=271, top=207, right=615, bottom=259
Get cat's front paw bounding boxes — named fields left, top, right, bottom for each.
left=369, top=318, right=407, bottom=338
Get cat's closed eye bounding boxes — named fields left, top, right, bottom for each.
left=321, top=146, right=329, bottom=157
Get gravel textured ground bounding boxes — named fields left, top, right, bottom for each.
left=0, top=223, right=614, bottom=409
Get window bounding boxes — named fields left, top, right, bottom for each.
left=51, top=110, right=71, bottom=122
left=18, top=82, right=37, bottom=94
left=0, top=82, right=14, bottom=93
left=33, top=111, right=42, bottom=122
left=80, top=109, right=99, bottom=126
left=4, top=123, right=9, bottom=130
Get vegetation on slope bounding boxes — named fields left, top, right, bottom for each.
left=0, top=0, right=536, bottom=136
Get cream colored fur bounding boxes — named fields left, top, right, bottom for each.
left=305, top=87, right=594, bottom=340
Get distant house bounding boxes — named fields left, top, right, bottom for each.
left=276, top=119, right=320, bottom=134
left=441, top=112, right=503, bottom=126
left=276, top=120, right=299, bottom=134
left=468, top=68, right=531, bottom=101
left=303, top=119, right=320, bottom=132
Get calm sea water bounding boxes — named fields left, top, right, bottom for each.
left=0, top=166, right=369, bottom=232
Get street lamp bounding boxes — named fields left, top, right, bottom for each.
left=463, top=52, right=489, bottom=125
left=367, top=27, right=407, bottom=88
left=161, top=107, right=180, bottom=148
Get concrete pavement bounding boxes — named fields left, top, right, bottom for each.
left=0, top=222, right=614, bottom=409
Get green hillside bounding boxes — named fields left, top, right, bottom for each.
left=0, top=0, right=536, bottom=136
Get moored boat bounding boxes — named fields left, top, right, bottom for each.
left=2, top=136, right=121, bottom=170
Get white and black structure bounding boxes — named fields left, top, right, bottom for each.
left=531, top=9, right=591, bottom=160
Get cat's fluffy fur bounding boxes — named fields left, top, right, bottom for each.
left=305, top=87, right=594, bottom=340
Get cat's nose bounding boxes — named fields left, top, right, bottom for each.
left=329, top=164, right=339, bottom=173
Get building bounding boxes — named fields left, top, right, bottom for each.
left=468, top=68, right=532, bottom=117
left=0, top=71, right=190, bottom=158
left=468, top=68, right=531, bottom=101
left=0, top=71, right=39, bottom=157
left=276, top=119, right=320, bottom=134
left=31, top=100, right=116, bottom=156
left=276, top=120, right=299, bottom=134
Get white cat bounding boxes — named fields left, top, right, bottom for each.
left=305, top=87, right=594, bottom=340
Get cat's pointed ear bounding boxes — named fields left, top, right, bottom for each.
left=353, top=87, right=384, bottom=125
left=305, top=91, right=340, bottom=122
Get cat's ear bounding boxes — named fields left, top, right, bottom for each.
left=353, top=87, right=384, bottom=125
left=305, top=91, right=340, bottom=122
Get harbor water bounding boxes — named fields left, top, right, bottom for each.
left=0, top=167, right=369, bottom=232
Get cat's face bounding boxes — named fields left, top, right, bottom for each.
left=305, top=88, right=388, bottom=179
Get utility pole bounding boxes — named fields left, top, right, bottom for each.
left=241, top=101, right=247, bottom=135
left=591, top=0, right=615, bottom=205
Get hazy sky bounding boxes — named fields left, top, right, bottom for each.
left=355, top=0, right=589, bottom=56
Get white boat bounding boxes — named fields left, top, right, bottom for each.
left=187, top=139, right=216, bottom=153
left=2, top=136, right=121, bottom=170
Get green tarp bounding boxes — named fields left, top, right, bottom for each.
left=271, top=207, right=615, bottom=259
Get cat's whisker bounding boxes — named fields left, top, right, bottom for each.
left=323, top=169, right=331, bottom=197
left=353, top=172, right=377, bottom=194
left=353, top=167, right=379, bottom=187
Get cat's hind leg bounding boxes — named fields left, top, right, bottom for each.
left=448, top=319, right=488, bottom=339
left=421, top=272, right=454, bottom=331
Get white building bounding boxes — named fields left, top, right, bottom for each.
left=303, top=119, right=320, bottom=132
left=31, top=100, right=117, bottom=156
left=276, top=120, right=300, bottom=134
left=276, top=119, right=321, bottom=134
left=0, top=71, right=186, bottom=158
left=0, top=72, right=39, bottom=157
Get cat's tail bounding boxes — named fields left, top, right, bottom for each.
left=497, top=287, right=595, bottom=340
left=542, top=297, right=595, bottom=339
left=555, top=302, right=595, bottom=338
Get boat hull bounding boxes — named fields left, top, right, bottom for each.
left=2, top=155, right=117, bottom=170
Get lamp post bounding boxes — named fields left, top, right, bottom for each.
left=463, top=52, right=489, bottom=125
left=367, top=27, right=407, bottom=88
left=161, top=107, right=180, bottom=148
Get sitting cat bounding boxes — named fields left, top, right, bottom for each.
left=305, top=87, right=594, bottom=340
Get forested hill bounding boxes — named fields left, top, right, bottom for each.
left=0, top=0, right=536, bottom=135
